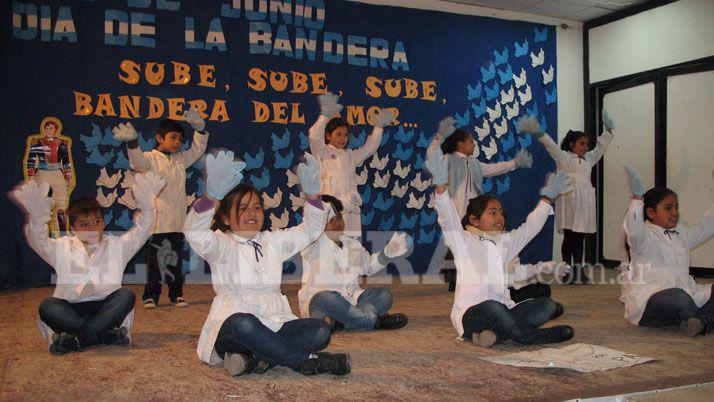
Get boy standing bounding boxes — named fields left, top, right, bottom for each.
left=113, top=108, right=208, bottom=308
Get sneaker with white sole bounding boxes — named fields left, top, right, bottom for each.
left=681, top=317, right=705, bottom=337
left=473, top=330, right=498, bottom=348
left=172, top=297, right=189, bottom=307
left=224, top=352, right=254, bottom=376
left=143, top=299, right=157, bottom=309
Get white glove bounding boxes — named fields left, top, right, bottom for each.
left=425, top=148, right=449, bottom=186
left=318, top=92, right=343, bottom=118
left=205, top=151, right=246, bottom=200
left=132, top=172, right=166, bottom=211
left=513, top=149, right=533, bottom=169
left=540, top=171, right=572, bottom=199
left=297, top=153, right=322, bottom=196
left=437, top=116, right=456, bottom=142
left=624, top=165, right=645, bottom=197
left=537, top=261, right=571, bottom=275
left=112, top=122, right=138, bottom=142
left=602, top=109, right=615, bottom=132
left=518, top=115, right=544, bottom=138
left=372, top=108, right=395, bottom=128
left=13, top=181, right=53, bottom=222
left=183, top=106, right=206, bottom=132
left=384, top=232, right=412, bottom=259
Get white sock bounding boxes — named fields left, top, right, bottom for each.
left=309, top=353, right=317, bottom=359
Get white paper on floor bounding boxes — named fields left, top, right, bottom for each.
left=480, top=343, right=656, bottom=372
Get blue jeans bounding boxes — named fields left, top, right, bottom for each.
left=38, top=288, right=135, bottom=346
left=461, top=297, right=558, bottom=344
left=214, top=313, right=331, bottom=370
left=309, top=288, right=393, bottom=330
left=639, top=286, right=714, bottom=329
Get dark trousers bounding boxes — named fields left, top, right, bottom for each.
left=214, top=313, right=331, bottom=370
left=639, top=286, right=714, bottom=331
left=562, top=229, right=586, bottom=267
left=510, top=283, right=552, bottom=303
left=143, top=232, right=184, bottom=303
left=38, top=288, right=135, bottom=346
left=462, top=297, right=558, bottom=344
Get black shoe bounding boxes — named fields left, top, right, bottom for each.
left=324, top=316, right=345, bottom=333
left=540, top=325, right=574, bottom=344
left=49, top=333, right=83, bottom=355
left=103, top=327, right=130, bottom=346
left=374, top=313, right=408, bottom=330
left=681, top=317, right=706, bottom=337
left=298, top=352, right=351, bottom=376
left=550, top=302, right=565, bottom=320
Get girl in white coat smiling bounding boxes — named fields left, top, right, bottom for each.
left=520, top=112, right=615, bottom=284
left=184, top=151, right=350, bottom=377
left=309, top=92, right=395, bottom=237
left=426, top=145, right=575, bottom=347
left=622, top=166, right=714, bottom=336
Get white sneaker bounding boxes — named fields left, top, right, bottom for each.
left=224, top=352, right=252, bottom=376
left=142, top=299, right=157, bottom=309
left=172, top=297, right=189, bottom=307
left=474, top=330, right=498, bottom=348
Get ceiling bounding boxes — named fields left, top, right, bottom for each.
left=438, top=0, right=650, bottom=21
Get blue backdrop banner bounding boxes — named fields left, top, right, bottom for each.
left=1, top=0, right=558, bottom=287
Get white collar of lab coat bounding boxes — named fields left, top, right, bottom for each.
left=465, top=225, right=501, bottom=244
left=454, top=151, right=468, bottom=159
left=644, top=221, right=680, bottom=238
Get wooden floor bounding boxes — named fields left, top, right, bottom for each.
left=1, top=275, right=713, bottom=401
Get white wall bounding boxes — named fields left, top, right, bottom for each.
left=589, top=0, right=714, bottom=83
left=352, top=0, right=585, bottom=262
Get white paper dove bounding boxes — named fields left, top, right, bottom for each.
left=518, top=84, right=532, bottom=106
left=406, top=192, right=426, bottom=209
left=286, top=169, right=300, bottom=188
left=500, top=85, right=515, bottom=104
left=487, top=102, right=502, bottom=122
left=121, top=170, right=136, bottom=189
left=530, top=48, right=544, bottom=68
left=289, top=192, right=305, bottom=211
left=96, top=167, right=122, bottom=189
left=506, top=102, right=520, bottom=120
left=494, top=117, right=508, bottom=138
left=117, top=188, right=137, bottom=210
left=374, top=171, right=391, bottom=188
left=391, top=181, right=408, bottom=198
left=393, top=160, right=411, bottom=179
left=482, top=138, right=498, bottom=160
left=355, top=168, right=368, bottom=185
left=542, top=65, right=554, bottom=85
left=513, top=68, right=527, bottom=88
left=369, top=153, right=389, bottom=171
left=262, top=188, right=283, bottom=209
left=96, top=188, right=118, bottom=208
left=475, top=119, right=491, bottom=141
left=410, top=172, right=431, bottom=192
left=270, top=209, right=290, bottom=230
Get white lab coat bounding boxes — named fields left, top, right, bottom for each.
left=427, top=137, right=517, bottom=218
left=25, top=208, right=153, bottom=346
left=128, top=130, right=208, bottom=234
left=434, top=191, right=553, bottom=336
left=184, top=200, right=328, bottom=365
left=309, top=115, right=383, bottom=235
left=622, top=199, right=714, bottom=325
left=538, top=130, right=613, bottom=233
left=298, top=234, right=386, bottom=317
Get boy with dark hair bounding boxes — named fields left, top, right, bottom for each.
left=113, top=108, right=208, bottom=309
left=298, top=195, right=411, bottom=331
left=12, top=173, right=165, bottom=354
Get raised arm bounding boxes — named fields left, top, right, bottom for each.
left=273, top=154, right=328, bottom=260
left=622, top=166, right=646, bottom=252
left=309, top=92, right=343, bottom=156
left=427, top=142, right=468, bottom=249
left=113, top=122, right=151, bottom=172
left=518, top=116, right=568, bottom=165
left=482, top=149, right=531, bottom=178
left=585, top=109, right=615, bottom=165
left=506, top=172, right=571, bottom=260
left=175, top=107, right=209, bottom=167
left=353, top=109, right=394, bottom=165
left=687, top=171, right=714, bottom=249
left=13, top=181, right=58, bottom=266
left=184, top=150, right=247, bottom=261
left=119, top=172, right=165, bottom=264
